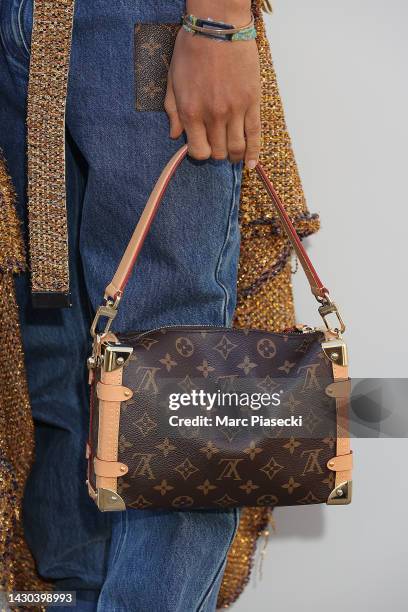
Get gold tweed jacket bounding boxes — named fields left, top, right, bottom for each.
left=0, top=0, right=319, bottom=607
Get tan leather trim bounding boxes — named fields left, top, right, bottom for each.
left=105, top=144, right=328, bottom=301
left=96, top=366, right=124, bottom=492
left=104, top=145, right=189, bottom=299
left=324, top=336, right=353, bottom=500
left=327, top=452, right=353, bottom=472
left=105, top=282, right=122, bottom=301
left=94, top=457, right=129, bottom=477
left=336, top=396, right=350, bottom=457
left=332, top=362, right=348, bottom=380
left=96, top=381, right=133, bottom=402
left=85, top=442, right=91, bottom=459
left=87, top=479, right=97, bottom=500
left=325, top=379, right=351, bottom=398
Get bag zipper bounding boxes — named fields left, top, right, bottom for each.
left=122, top=323, right=319, bottom=343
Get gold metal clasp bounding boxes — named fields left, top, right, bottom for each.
left=318, top=298, right=346, bottom=336
left=262, top=0, right=273, bottom=14
left=90, top=295, right=121, bottom=338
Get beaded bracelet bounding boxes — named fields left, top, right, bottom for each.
left=182, top=13, right=257, bottom=42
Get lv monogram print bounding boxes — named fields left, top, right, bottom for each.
left=134, top=23, right=179, bottom=111
left=101, top=327, right=339, bottom=509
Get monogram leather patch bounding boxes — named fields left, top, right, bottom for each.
left=101, top=327, right=340, bottom=509
left=134, top=23, right=180, bottom=111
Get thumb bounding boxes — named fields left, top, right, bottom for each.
left=164, top=74, right=184, bottom=139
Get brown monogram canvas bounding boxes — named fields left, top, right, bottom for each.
left=89, top=327, right=339, bottom=510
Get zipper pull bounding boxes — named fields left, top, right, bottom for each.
left=295, top=324, right=318, bottom=333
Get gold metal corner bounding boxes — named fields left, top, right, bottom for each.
left=96, top=488, right=126, bottom=511
left=327, top=480, right=352, bottom=505
left=322, top=338, right=348, bottom=366
left=102, top=342, right=133, bottom=372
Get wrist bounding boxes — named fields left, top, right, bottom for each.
left=185, top=0, right=252, bottom=27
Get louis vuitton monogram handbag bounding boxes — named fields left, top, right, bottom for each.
left=86, top=145, right=352, bottom=511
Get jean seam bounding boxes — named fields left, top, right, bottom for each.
left=195, top=508, right=240, bottom=612
left=0, top=0, right=30, bottom=72
left=48, top=536, right=112, bottom=561
left=213, top=163, right=241, bottom=326
left=18, top=0, right=30, bottom=56
left=110, top=511, right=128, bottom=568
left=95, top=514, right=128, bottom=612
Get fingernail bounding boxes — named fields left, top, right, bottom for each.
left=246, top=160, right=257, bottom=170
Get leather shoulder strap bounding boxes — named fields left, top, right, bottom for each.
left=104, top=145, right=328, bottom=303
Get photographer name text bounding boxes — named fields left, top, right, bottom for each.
left=168, top=415, right=303, bottom=428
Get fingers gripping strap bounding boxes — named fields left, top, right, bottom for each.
left=104, top=146, right=328, bottom=301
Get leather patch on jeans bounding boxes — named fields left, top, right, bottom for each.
left=134, top=23, right=180, bottom=111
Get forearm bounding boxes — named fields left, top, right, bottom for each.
left=186, top=0, right=252, bottom=26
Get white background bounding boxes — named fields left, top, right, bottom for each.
left=233, top=1, right=408, bottom=610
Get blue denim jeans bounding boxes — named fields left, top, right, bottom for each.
left=0, top=1, right=242, bottom=610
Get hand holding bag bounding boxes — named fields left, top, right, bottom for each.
left=86, top=145, right=352, bottom=512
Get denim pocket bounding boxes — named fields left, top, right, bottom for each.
left=134, top=22, right=180, bottom=111
left=0, top=0, right=32, bottom=67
